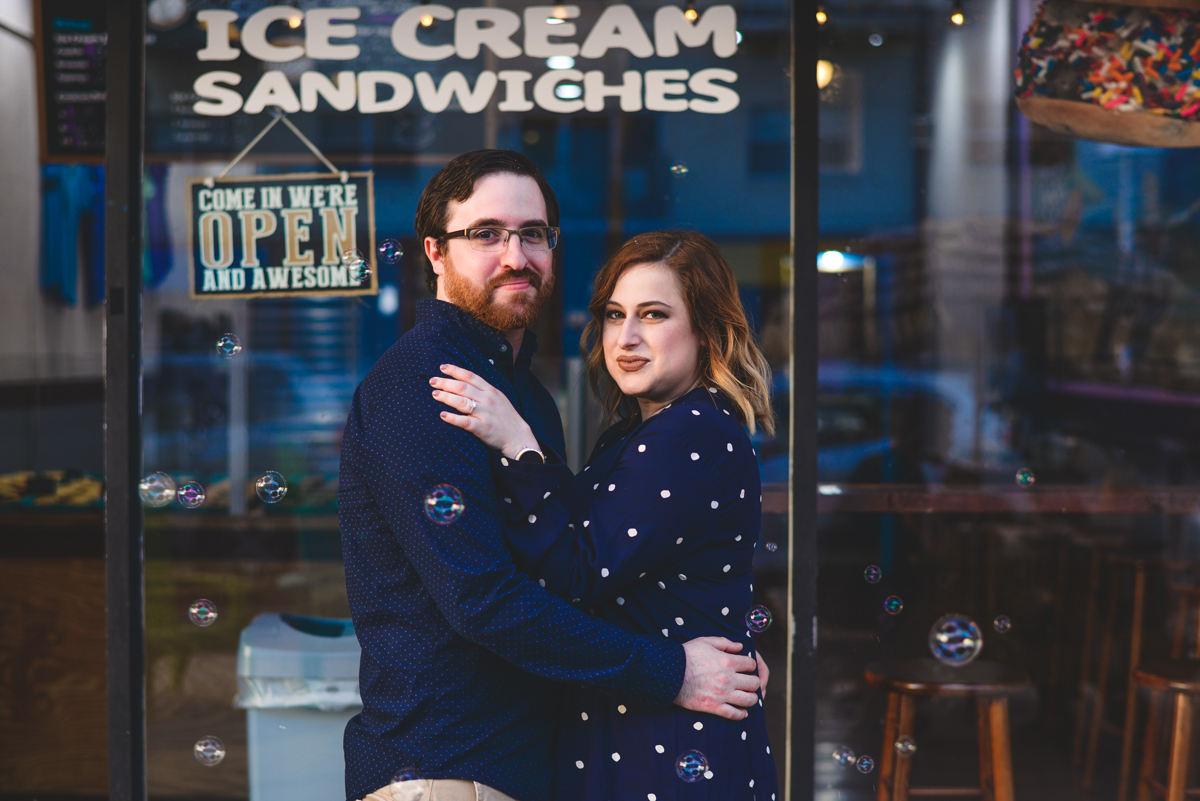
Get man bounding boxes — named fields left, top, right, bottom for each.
left=339, top=150, right=763, bottom=801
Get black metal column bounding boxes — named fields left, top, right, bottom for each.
left=105, top=2, right=146, bottom=801
left=789, top=0, right=819, bottom=797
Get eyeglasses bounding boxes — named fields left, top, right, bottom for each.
left=441, top=226, right=560, bottom=253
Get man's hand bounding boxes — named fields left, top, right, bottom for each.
left=674, top=637, right=761, bottom=720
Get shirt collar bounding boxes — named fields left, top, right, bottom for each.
left=416, top=299, right=540, bottom=366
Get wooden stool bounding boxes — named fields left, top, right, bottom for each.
left=865, top=659, right=1031, bottom=801
left=1133, top=660, right=1200, bottom=801
left=1074, top=552, right=1152, bottom=799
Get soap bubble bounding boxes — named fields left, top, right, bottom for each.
left=391, top=767, right=421, bottom=782
left=868, top=33, right=883, bottom=46
left=745, top=605, right=773, bottom=633
left=864, top=565, right=883, bottom=584
left=188, top=599, right=218, bottom=627
left=670, top=161, right=689, bottom=176
left=993, top=614, right=1012, bottom=633
left=342, top=248, right=371, bottom=283
left=349, top=258, right=371, bottom=283
left=765, top=541, right=778, bottom=552
left=255, top=471, right=288, bottom=503
left=832, top=745, right=856, bottom=766
left=424, top=484, right=465, bottom=525
left=379, top=239, right=403, bottom=264
left=1015, top=468, right=1035, bottom=486
left=216, top=334, right=242, bottom=358
left=139, top=472, right=176, bottom=507
left=177, top=481, right=205, bottom=509
left=894, top=736, right=917, bottom=757
left=884, top=595, right=903, bottom=615
left=856, top=755, right=875, bottom=773
left=194, top=735, right=225, bottom=766
left=929, top=613, right=984, bottom=667
left=675, top=750, right=709, bottom=782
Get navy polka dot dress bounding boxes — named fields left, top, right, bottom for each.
left=495, top=386, right=779, bottom=801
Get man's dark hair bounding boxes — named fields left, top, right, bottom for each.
left=414, top=149, right=560, bottom=293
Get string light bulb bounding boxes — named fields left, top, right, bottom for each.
left=684, top=0, right=699, bottom=21
left=552, top=5, right=570, bottom=19
left=950, top=0, right=965, bottom=25
left=287, top=14, right=301, bottom=28
left=419, top=13, right=435, bottom=27
left=817, top=4, right=828, bottom=24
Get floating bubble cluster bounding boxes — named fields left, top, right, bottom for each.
left=670, top=161, right=689, bottom=176
left=884, top=595, right=904, bottom=615
left=894, top=736, right=917, bottom=758
left=424, top=484, right=465, bottom=525
left=139, top=472, right=176, bottom=507
left=379, top=239, right=403, bottom=264
left=856, top=755, right=875, bottom=773
left=832, top=745, right=856, bottom=766
left=188, top=599, right=218, bottom=627
left=194, top=735, right=226, bottom=766
left=864, top=565, right=883, bottom=584
left=746, top=605, right=773, bottom=633
left=342, top=248, right=371, bottom=283
left=1015, top=468, right=1036, bottom=486
left=177, top=481, right=206, bottom=509
left=216, top=333, right=242, bottom=358
left=993, top=614, right=1012, bottom=633
left=928, top=613, right=984, bottom=667
left=675, top=750, right=709, bottom=782
left=255, top=471, right=288, bottom=503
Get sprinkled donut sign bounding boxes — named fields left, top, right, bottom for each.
left=1016, top=0, right=1200, bottom=146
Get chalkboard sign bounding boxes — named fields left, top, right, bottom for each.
left=35, top=0, right=106, bottom=162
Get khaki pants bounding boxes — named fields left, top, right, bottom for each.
left=361, top=779, right=519, bottom=801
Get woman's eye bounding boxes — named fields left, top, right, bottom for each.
left=644, top=310, right=666, bottom=320
left=604, top=310, right=623, bottom=320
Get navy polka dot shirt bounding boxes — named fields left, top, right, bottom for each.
left=338, top=300, right=686, bottom=801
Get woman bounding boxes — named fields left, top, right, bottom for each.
left=430, top=230, right=778, bottom=800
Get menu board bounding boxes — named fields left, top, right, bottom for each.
left=35, top=0, right=106, bottom=162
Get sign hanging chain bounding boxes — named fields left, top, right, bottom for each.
left=204, top=107, right=348, bottom=187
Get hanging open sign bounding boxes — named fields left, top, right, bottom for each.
left=186, top=171, right=376, bottom=299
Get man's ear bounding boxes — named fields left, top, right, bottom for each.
left=425, top=236, right=445, bottom=278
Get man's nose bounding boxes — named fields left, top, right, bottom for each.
left=497, top=230, right=527, bottom=269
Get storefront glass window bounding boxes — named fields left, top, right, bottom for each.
left=819, top=0, right=1200, bottom=797
left=137, top=2, right=794, bottom=799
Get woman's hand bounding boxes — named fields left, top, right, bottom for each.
left=431, top=364, right=541, bottom=459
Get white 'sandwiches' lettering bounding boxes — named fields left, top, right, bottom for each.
left=191, top=5, right=741, bottom=116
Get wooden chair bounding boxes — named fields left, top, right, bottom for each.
left=866, top=659, right=1031, bottom=801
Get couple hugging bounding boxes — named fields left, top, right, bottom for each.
left=340, top=149, right=778, bottom=801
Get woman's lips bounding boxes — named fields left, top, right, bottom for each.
left=615, top=356, right=649, bottom=372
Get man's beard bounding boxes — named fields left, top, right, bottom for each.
left=442, top=253, right=555, bottom=332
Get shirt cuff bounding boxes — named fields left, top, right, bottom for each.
left=489, top=449, right=573, bottom=517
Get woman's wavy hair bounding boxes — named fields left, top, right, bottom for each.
left=581, top=230, right=775, bottom=436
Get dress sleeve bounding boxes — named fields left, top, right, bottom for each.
left=495, top=409, right=744, bottom=606
left=351, top=377, right=685, bottom=705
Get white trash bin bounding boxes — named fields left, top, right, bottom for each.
left=236, top=613, right=362, bottom=801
